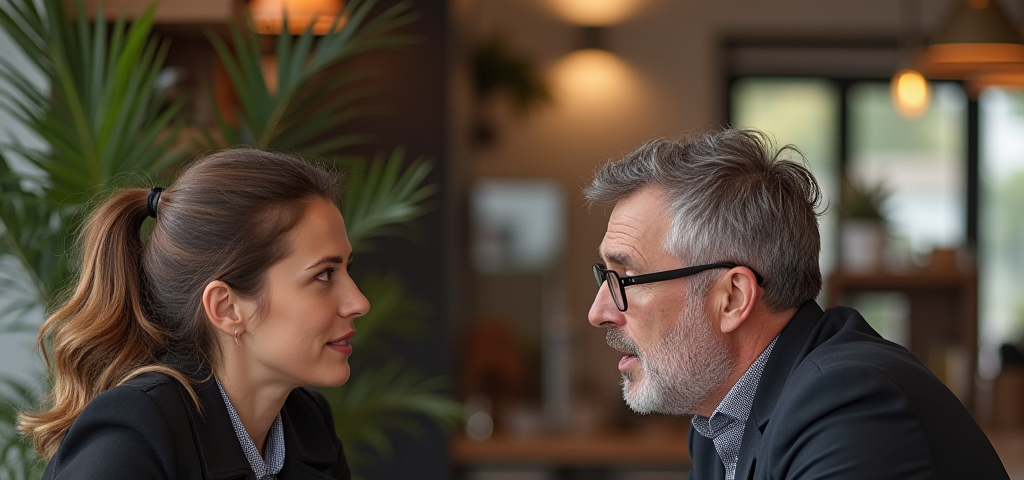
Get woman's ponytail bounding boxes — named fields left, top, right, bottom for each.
left=19, top=188, right=167, bottom=458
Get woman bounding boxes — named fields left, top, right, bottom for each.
left=20, top=149, right=368, bottom=479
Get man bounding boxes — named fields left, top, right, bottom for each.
left=585, top=129, right=1008, bottom=480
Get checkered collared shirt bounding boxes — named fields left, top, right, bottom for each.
left=691, top=336, right=778, bottom=480
left=216, top=378, right=286, bottom=480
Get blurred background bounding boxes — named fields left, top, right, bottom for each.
left=4, top=0, right=1024, bottom=478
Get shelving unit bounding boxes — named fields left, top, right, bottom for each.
left=826, top=268, right=978, bottom=411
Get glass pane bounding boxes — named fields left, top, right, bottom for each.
left=848, top=82, right=967, bottom=260
left=979, top=87, right=1024, bottom=375
left=731, top=77, right=840, bottom=275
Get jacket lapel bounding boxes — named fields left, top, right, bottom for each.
left=185, top=377, right=255, bottom=480
left=734, top=414, right=761, bottom=480
left=733, top=301, right=822, bottom=480
left=278, top=389, right=340, bottom=478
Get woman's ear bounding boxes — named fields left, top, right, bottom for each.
left=202, top=280, right=249, bottom=337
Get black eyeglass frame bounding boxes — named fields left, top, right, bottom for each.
left=592, top=261, right=765, bottom=312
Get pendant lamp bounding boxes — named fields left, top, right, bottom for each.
left=919, top=0, right=1024, bottom=79
left=249, top=0, right=345, bottom=35
left=891, top=0, right=930, bottom=119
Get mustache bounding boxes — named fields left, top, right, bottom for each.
left=606, top=328, right=639, bottom=357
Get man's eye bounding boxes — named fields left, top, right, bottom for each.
left=315, top=267, right=336, bottom=282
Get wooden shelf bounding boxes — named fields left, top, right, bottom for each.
left=826, top=268, right=978, bottom=411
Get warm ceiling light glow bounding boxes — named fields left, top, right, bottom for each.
left=891, top=69, right=930, bottom=119
left=249, top=0, right=345, bottom=35
left=552, top=49, right=631, bottom=107
left=548, top=0, right=642, bottom=26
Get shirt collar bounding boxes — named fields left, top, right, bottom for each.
left=215, top=377, right=286, bottom=479
left=692, top=335, right=779, bottom=439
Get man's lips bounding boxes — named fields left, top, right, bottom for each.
left=614, top=350, right=638, bottom=368
left=618, top=353, right=638, bottom=370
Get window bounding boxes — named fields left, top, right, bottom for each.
left=980, top=87, right=1024, bottom=374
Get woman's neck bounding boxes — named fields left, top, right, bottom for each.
left=213, top=364, right=293, bottom=453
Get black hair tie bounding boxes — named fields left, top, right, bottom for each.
left=147, top=187, right=164, bottom=218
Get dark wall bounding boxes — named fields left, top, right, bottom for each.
left=342, top=0, right=451, bottom=478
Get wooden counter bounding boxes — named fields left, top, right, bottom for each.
left=451, top=431, right=690, bottom=468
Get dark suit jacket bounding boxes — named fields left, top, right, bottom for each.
left=41, top=370, right=351, bottom=479
left=688, top=301, right=1009, bottom=480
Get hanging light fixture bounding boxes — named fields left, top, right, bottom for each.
left=891, top=0, right=930, bottom=119
left=918, top=0, right=1024, bottom=79
left=892, top=69, right=930, bottom=118
left=249, top=0, right=346, bottom=35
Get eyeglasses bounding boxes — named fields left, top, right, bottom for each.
left=592, top=261, right=765, bottom=312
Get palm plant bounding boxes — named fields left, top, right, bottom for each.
left=0, top=2, right=178, bottom=475
left=0, top=0, right=460, bottom=477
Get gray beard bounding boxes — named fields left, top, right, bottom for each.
left=607, top=301, right=733, bottom=416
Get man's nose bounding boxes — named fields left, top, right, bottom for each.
left=589, top=283, right=625, bottom=328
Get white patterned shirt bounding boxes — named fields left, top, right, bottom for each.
left=691, top=336, right=778, bottom=480
left=215, top=378, right=285, bottom=480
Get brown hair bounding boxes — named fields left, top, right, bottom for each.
left=19, top=148, right=339, bottom=458
left=585, top=128, right=823, bottom=312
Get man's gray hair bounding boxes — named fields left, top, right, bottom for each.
left=585, top=128, right=823, bottom=312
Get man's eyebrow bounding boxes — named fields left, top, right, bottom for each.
left=599, top=250, right=635, bottom=269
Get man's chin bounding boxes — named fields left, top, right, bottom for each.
left=621, top=376, right=659, bottom=415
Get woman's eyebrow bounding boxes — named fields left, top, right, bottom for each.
left=304, top=255, right=344, bottom=270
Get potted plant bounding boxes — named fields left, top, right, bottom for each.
left=837, top=175, right=890, bottom=272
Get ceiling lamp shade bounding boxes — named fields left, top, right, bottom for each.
left=964, top=64, right=1024, bottom=91
left=919, top=0, right=1024, bottom=78
left=249, top=0, right=345, bottom=35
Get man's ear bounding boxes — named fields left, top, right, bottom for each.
left=202, top=280, right=250, bottom=337
left=712, top=267, right=760, bottom=334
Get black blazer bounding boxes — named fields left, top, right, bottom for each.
left=41, top=370, right=351, bottom=479
left=688, top=301, right=1009, bottom=480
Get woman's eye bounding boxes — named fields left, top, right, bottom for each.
left=315, top=267, right=336, bottom=282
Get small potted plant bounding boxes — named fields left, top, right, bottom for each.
left=838, top=175, right=890, bottom=272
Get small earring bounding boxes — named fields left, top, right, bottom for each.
left=233, top=328, right=243, bottom=347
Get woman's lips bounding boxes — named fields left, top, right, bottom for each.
left=326, top=333, right=354, bottom=355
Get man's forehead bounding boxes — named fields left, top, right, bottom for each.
left=600, top=201, right=670, bottom=268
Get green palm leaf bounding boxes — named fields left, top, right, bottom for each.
left=342, top=149, right=437, bottom=250
left=348, top=273, right=427, bottom=355
left=0, top=377, right=45, bottom=480
left=0, top=0, right=182, bottom=204
left=320, top=362, right=463, bottom=467
left=0, top=0, right=181, bottom=311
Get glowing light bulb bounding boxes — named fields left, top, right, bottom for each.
left=891, top=69, right=930, bottom=119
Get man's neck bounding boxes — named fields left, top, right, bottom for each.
left=693, top=306, right=796, bottom=417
